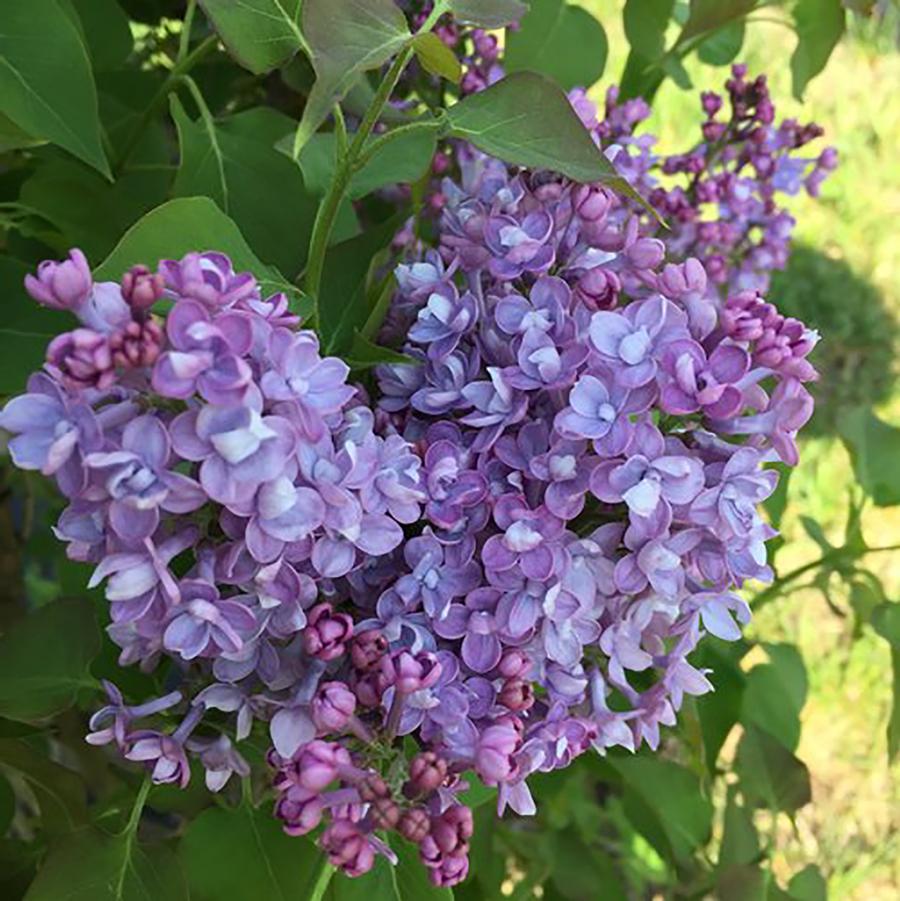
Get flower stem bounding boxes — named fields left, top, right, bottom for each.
left=753, top=543, right=900, bottom=610
left=301, top=2, right=448, bottom=312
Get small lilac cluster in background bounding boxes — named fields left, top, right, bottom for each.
left=0, top=73, right=825, bottom=898
left=594, top=64, right=838, bottom=296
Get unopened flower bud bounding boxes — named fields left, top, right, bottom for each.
left=121, top=264, right=164, bottom=315
left=406, top=751, right=448, bottom=796
left=498, top=678, right=534, bottom=712
left=398, top=807, right=430, bottom=843
left=498, top=649, right=530, bottom=679
left=381, top=650, right=442, bottom=695
left=312, top=681, right=356, bottom=733
left=576, top=267, right=620, bottom=311
left=351, top=629, right=388, bottom=672
left=302, top=603, right=353, bottom=661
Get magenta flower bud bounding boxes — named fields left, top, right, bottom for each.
left=626, top=236, right=665, bottom=270
left=576, top=267, right=620, bottom=311
left=406, top=751, right=448, bottom=796
left=354, top=670, right=390, bottom=709
left=121, top=264, right=164, bottom=315
left=275, top=784, right=323, bottom=836
left=350, top=628, right=388, bottom=672
left=302, top=603, right=354, bottom=661
left=369, top=796, right=401, bottom=830
left=431, top=805, right=473, bottom=856
left=432, top=151, right=451, bottom=175
left=658, top=258, right=707, bottom=299
left=399, top=807, right=430, bottom=843
left=294, top=740, right=347, bottom=792
left=312, top=681, right=356, bottom=733
left=475, top=722, right=520, bottom=784
left=701, top=90, right=723, bottom=117
left=25, top=248, right=92, bottom=312
left=381, top=649, right=442, bottom=695
left=46, top=328, right=115, bottom=391
left=321, top=818, right=375, bottom=878
left=428, top=854, right=469, bottom=888
left=818, top=146, right=838, bottom=170
left=498, top=678, right=534, bottom=712
left=109, top=319, right=164, bottom=369
left=498, top=649, right=530, bottom=679
left=357, top=773, right=389, bottom=802
left=702, top=121, right=727, bottom=142
left=573, top=184, right=612, bottom=223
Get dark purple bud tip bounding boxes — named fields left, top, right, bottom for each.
left=121, top=264, right=164, bottom=315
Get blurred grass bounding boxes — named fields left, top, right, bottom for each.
left=580, top=2, right=900, bottom=896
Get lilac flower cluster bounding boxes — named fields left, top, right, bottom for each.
left=0, top=66, right=823, bottom=895
left=374, top=136, right=817, bottom=836
left=1, top=250, right=474, bottom=881
left=596, top=64, right=838, bottom=296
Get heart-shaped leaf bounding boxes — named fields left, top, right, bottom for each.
left=199, top=0, right=305, bottom=74
left=0, top=0, right=110, bottom=177
left=445, top=72, right=656, bottom=215
left=292, top=0, right=411, bottom=156
left=0, top=600, right=100, bottom=723
left=505, top=0, right=609, bottom=91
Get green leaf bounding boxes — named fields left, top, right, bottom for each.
left=838, top=407, right=900, bottom=506
left=393, top=838, right=454, bottom=900
left=0, top=111, right=43, bottom=152
left=199, top=0, right=305, bottom=74
left=786, top=865, right=827, bottom=901
left=445, top=72, right=655, bottom=215
left=741, top=644, right=807, bottom=752
left=66, top=0, right=134, bottom=72
left=412, top=32, right=461, bottom=83
left=180, top=802, right=325, bottom=901
left=679, top=0, right=757, bottom=47
left=611, top=757, right=713, bottom=861
left=170, top=100, right=318, bottom=278
left=291, top=125, right=437, bottom=200
left=18, top=155, right=171, bottom=261
left=719, top=786, right=759, bottom=867
left=318, top=213, right=404, bottom=354
left=446, top=0, right=527, bottom=27
left=735, top=726, right=811, bottom=814
left=872, top=601, right=900, bottom=646
left=548, top=827, right=625, bottom=900
left=0, top=739, right=88, bottom=837
left=457, top=770, right=496, bottom=810
left=94, top=197, right=309, bottom=315
left=346, top=333, right=413, bottom=370
left=872, top=602, right=900, bottom=760
left=293, top=0, right=411, bottom=156
left=0, top=772, right=14, bottom=835
left=0, top=599, right=100, bottom=723
left=23, top=829, right=188, bottom=901
left=0, top=256, right=73, bottom=394
left=695, top=639, right=747, bottom=773
left=790, top=0, right=845, bottom=101
left=697, top=17, right=746, bottom=65
left=505, top=0, right=609, bottom=91
left=0, top=0, right=110, bottom=177
left=886, top=646, right=900, bottom=762
left=623, top=0, right=674, bottom=60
